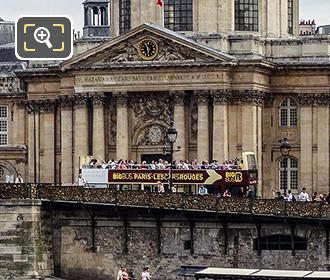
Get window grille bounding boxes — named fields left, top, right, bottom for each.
left=235, top=0, right=259, bottom=31
left=279, top=157, right=298, bottom=190
left=119, top=0, right=131, bottom=34
left=0, top=106, right=8, bottom=146
left=254, top=235, right=307, bottom=251
left=164, top=0, right=193, bottom=32
left=279, top=98, right=297, bottom=127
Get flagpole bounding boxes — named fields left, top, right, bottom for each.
left=156, top=0, right=164, bottom=27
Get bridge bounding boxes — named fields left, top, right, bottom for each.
left=0, top=183, right=329, bottom=220
left=1, top=184, right=330, bottom=280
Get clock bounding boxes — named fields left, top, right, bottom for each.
left=138, top=38, right=159, bottom=61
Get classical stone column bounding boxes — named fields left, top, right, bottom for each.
left=92, top=94, right=105, bottom=160
left=73, top=95, right=89, bottom=180
left=172, top=91, right=186, bottom=160
left=316, top=94, right=330, bottom=194
left=242, top=105, right=258, bottom=153
left=13, top=102, right=25, bottom=145
left=60, top=96, right=74, bottom=184
left=196, top=91, right=209, bottom=162
left=300, top=104, right=313, bottom=191
left=26, top=103, right=40, bottom=183
left=41, top=101, right=55, bottom=183
left=240, top=91, right=264, bottom=196
left=116, top=93, right=129, bottom=160
left=211, top=90, right=228, bottom=163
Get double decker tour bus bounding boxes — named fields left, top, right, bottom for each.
left=78, top=152, right=258, bottom=197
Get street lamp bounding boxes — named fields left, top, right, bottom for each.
left=279, top=137, right=291, bottom=196
left=166, top=121, right=177, bottom=192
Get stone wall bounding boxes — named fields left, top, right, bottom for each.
left=51, top=204, right=330, bottom=280
left=0, top=200, right=53, bottom=278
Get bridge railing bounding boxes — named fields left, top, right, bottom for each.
left=0, top=184, right=328, bottom=220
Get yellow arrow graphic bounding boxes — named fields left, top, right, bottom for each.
left=204, top=170, right=222, bottom=185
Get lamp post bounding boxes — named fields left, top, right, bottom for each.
left=166, top=121, right=177, bottom=192
left=279, top=137, right=291, bottom=196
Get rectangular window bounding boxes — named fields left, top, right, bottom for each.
left=0, top=106, right=8, bottom=146
left=164, top=0, right=193, bottom=32
left=288, top=0, right=293, bottom=34
left=235, top=0, right=259, bottom=31
left=119, top=0, right=131, bottom=35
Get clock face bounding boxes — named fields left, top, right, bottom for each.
left=138, top=39, right=158, bottom=61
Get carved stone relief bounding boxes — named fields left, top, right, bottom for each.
left=137, top=125, right=166, bottom=146
left=102, top=36, right=200, bottom=64
left=190, top=100, right=198, bottom=140
left=133, top=93, right=173, bottom=146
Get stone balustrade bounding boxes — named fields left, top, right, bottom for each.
left=0, top=184, right=329, bottom=220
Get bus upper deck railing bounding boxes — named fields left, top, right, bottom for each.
left=0, top=183, right=328, bottom=220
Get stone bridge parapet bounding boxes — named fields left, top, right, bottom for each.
left=0, top=184, right=329, bottom=220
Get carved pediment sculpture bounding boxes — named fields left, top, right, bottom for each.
left=104, top=42, right=138, bottom=63
left=60, top=23, right=236, bottom=70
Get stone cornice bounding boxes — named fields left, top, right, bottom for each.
left=297, top=93, right=330, bottom=107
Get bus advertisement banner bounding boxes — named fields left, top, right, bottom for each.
left=108, top=169, right=251, bottom=186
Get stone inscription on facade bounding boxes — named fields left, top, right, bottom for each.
left=75, top=72, right=224, bottom=87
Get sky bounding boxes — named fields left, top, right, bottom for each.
left=0, top=0, right=329, bottom=32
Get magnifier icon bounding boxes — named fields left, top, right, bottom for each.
left=34, top=27, right=53, bottom=49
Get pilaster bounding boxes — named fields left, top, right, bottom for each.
left=171, top=91, right=186, bottom=160
left=26, top=102, right=40, bottom=183
left=298, top=96, right=313, bottom=192
left=73, top=95, right=89, bottom=180
left=196, top=90, right=210, bottom=162
left=40, top=100, right=55, bottom=183
left=92, top=94, right=105, bottom=160
left=116, top=92, right=129, bottom=160
left=211, top=90, right=229, bottom=163
left=60, top=96, right=74, bottom=184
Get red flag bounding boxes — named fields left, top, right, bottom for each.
left=156, top=0, right=163, bottom=7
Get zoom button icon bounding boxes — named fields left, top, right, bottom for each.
left=15, top=16, right=73, bottom=61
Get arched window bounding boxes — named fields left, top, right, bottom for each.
left=92, top=7, right=99, bottom=26
left=100, top=7, right=107, bottom=25
left=164, top=0, right=193, bottom=31
left=254, top=234, right=307, bottom=251
left=279, top=157, right=298, bottom=190
left=235, top=0, right=259, bottom=31
left=279, top=98, right=297, bottom=127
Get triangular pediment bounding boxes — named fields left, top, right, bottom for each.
left=61, top=23, right=236, bottom=70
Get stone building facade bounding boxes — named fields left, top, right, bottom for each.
left=0, top=0, right=329, bottom=198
